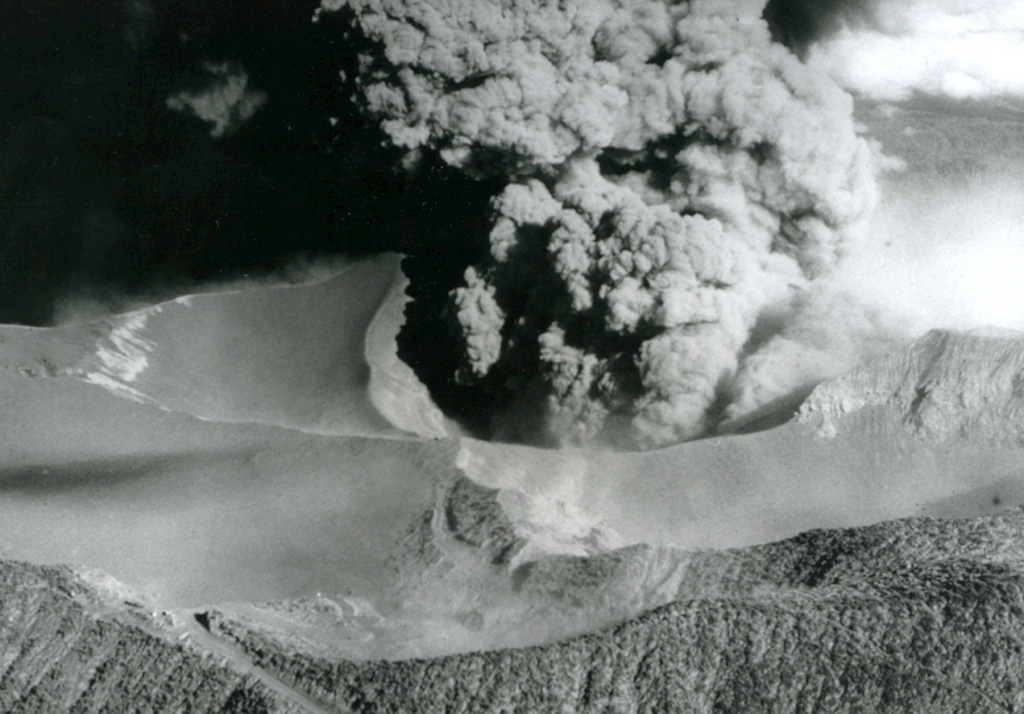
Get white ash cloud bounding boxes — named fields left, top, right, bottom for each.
left=165, top=61, right=267, bottom=138
left=722, top=288, right=902, bottom=427
left=321, top=0, right=887, bottom=447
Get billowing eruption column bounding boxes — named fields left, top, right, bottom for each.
left=319, top=0, right=882, bottom=447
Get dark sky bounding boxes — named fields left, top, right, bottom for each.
left=0, top=0, right=493, bottom=325
left=0, top=1, right=320, bottom=321
left=0, top=0, right=841, bottom=328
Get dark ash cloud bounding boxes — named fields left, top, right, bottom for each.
left=322, top=0, right=886, bottom=448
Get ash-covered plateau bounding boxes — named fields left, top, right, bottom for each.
left=2, top=0, right=1024, bottom=711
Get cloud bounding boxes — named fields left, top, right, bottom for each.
left=166, top=61, right=267, bottom=138
left=764, top=0, right=882, bottom=54
left=322, top=0, right=885, bottom=447
left=795, top=0, right=1024, bottom=101
left=722, top=288, right=902, bottom=428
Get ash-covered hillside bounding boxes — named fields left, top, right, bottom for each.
left=0, top=561, right=308, bottom=713
left=250, top=503, right=1024, bottom=713
left=6, top=503, right=1024, bottom=712
left=5, top=262, right=1024, bottom=710
left=801, top=328, right=1024, bottom=444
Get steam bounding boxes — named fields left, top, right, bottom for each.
left=123, top=0, right=156, bottom=50
left=321, top=0, right=886, bottom=447
left=723, top=289, right=900, bottom=428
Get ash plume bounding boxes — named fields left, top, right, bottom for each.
left=321, top=0, right=886, bottom=447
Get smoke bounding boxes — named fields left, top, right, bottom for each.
left=767, top=0, right=1024, bottom=101
left=722, top=288, right=901, bottom=428
left=165, top=61, right=268, bottom=138
left=322, top=0, right=886, bottom=448
left=122, top=0, right=156, bottom=50
left=763, top=0, right=882, bottom=55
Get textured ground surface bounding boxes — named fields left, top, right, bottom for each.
left=0, top=562, right=307, bottom=713
left=5, top=504, right=1024, bottom=712
left=205, top=506, right=1024, bottom=713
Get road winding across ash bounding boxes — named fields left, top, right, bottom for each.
left=174, top=609, right=348, bottom=714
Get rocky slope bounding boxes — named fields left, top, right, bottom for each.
left=8, top=343, right=1024, bottom=710
left=8, top=503, right=1024, bottom=712
left=204, top=505, right=1024, bottom=712
left=0, top=561, right=310, bottom=713
left=800, top=328, right=1024, bottom=444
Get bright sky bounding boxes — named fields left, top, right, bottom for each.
left=836, top=171, right=1024, bottom=333
left=807, top=0, right=1024, bottom=101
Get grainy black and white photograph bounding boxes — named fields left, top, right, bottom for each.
left=1, top=0, right=1024, bottom=711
